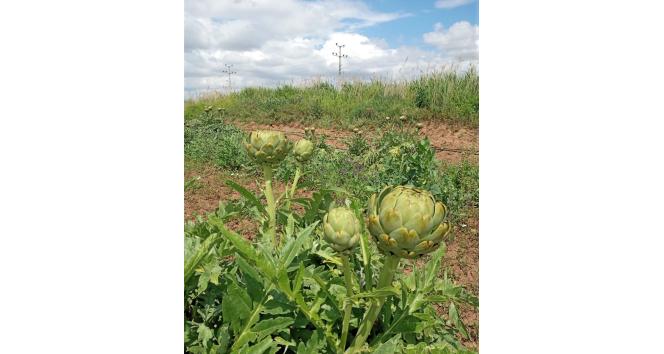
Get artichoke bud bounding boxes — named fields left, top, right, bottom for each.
left=367, top=186, right=450, bottom=259
left=245, top=130, right=291, bottom=166
left=293, top=139, right=314, bottom=162
left=322, top=207, right=361, bottom=252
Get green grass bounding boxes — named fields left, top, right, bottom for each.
left=185, top=69, right=479, bottom=128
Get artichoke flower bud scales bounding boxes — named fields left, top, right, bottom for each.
left=367, top=186, right=450, bottom=259
left=293, top=139, right=314, bottom=162
left=244, top=130, right=291, bottom=166
left=323, top=207, right=361, bottom=252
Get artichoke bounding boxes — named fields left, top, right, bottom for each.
left=293, top=139, right=314, bottom=162
left=323, top=207, right=361, bottom=252
left=367, top=186, right=450, bottom=259
left=388, top=147, right=401, bottom=157
left=245, top=130, right=291, bottom=166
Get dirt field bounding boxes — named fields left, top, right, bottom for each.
left=234, top=120, right=478, bottom=163
left=184, top=122, right=479, bottom=348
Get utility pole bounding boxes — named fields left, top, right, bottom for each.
left=332, top=43, right=348, bottom=76
left=221, top=64, right=236, bottom=90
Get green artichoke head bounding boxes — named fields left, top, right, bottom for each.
left=388, top=147, right=401, bottom=157
left=323, top=207, right=361, bottom=252
left=293, top=139, right=314, bottom=162
left=367, top=186, right=450, bottom=259
left=245, top=130, right=291, bottom=166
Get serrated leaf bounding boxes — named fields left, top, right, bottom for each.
left=312, top=248, right=342, bottom=266
left=423, top=243, right=446, bottom=289
left=296, top=330, right=324, bottom=354
left=279, top=221, right=318, bottom=270
left=209, top=217, right=258, bottom=262
left=232, top=331, right=257, bottom=351
left=276, top=267, right=292, bottom=298
left=409, top=293, right=426, bottom=313
left=449, top=302, right=470, bottom=339
left=392, top=314, right=420, bottom=333
left=263, top=295, right=295, bottom=315
left=423, top=295, right=451, bottom=303
left=184, top=233, right=222, bottom=283
left=225, top=179, right=266, bottom=214
left=285, top=214, right=295, bottom=239
left=293, top=262, right=304, bottom=293
left=372, top=334, right=401, bottom=354
left=273, top=336, right=296, bottom=347
left=196, top=262, right=222, bottom=294
left=236, top=257, right=266, bottom=303
left=221, top=281, right=252, bottom=332
left=210, top=218, right=276, bottom=280
left=236, top=256, right=262, bottom=283
left=196, top=324, right=213, bottom=346
left=403, top=342, right=428, bottom=354
left=216, top=325, right=230, bottom=353
left=252, top=317, right=294, bottom=340
left=237, top=337, right=274, bottom=354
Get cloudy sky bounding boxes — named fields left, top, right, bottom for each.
left=184, top=0, right=478, bottom=97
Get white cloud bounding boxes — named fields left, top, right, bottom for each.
left=434, top=0, right=475, bottom=9
left=184, top=0, right=478, bottom=97
left=184, top=0, right=407, bottom=51
left=423, top=21, right=479, bottom=60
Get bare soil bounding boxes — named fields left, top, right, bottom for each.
left=234, top=120, right=478, bottom=163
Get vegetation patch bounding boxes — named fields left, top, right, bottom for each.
left=185, top=69, right=479, bottom=128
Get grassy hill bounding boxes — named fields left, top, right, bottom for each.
left=185, top=68, right=479, bottom=128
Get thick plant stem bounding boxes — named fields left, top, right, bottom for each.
left=286, top=165, right=302, bottom=210
left=262, top=165, right=277, bottom=246
left=339, top=254, right=354, bottom=354
left=350, top=254, right=401, bottom=352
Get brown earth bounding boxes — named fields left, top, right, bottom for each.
left=446, top=208, right=479, bottom=348
left=234, top=120, right=478, bottom=164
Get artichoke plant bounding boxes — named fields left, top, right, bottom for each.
left=321, top=206, right=361, bottom=352
left=322, top=207, right=361, bottom=252
left=244, top=130, right=291, bottom=166
left=293, top=139, right=314, bottom=162
left=244, top=130, right=291, bottom=246
left=287, top=138, right=314, bottom=212
left=352, top=185, right=451, bottom=350
left=367, top=185, right=450, bottom=259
